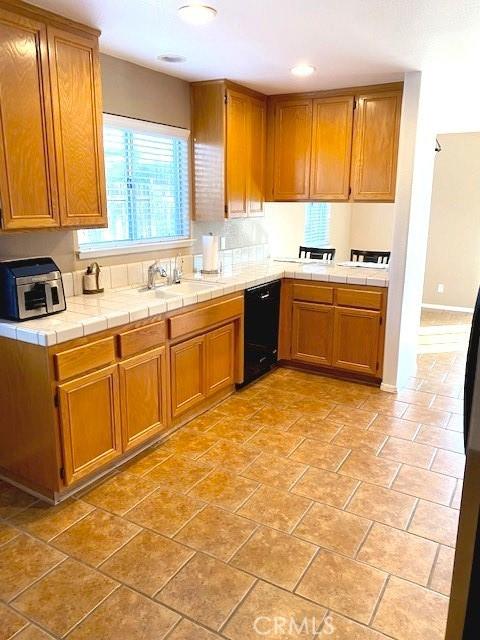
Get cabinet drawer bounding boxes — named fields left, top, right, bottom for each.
left=118, top=320, right=166, bottom=359
left=55, top=337, right=116, bottom=381
left=169, top=296, right=243, bottom=340
left=293, top=283, right=333, bottom=304
left=336, top=288, right=383, bottom=310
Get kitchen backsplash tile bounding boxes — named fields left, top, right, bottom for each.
left=61, top=250, right=263, bottom=298
left=110, top=264, right=129, bottom=288
left=127, top=262, right=144, bottom=286
left=192, top=218, right=269, bottom=254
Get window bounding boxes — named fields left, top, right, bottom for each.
left=77, top=114, right=190, bottom=256
left=304, top=202, right=330, bottom=247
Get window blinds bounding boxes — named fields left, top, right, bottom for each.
left=78, top=114, right=190, bottom=250
left=304, top=202, right=330, bottom=246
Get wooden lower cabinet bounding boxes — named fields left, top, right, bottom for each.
left=206, top=323, right=235, bottom=395
left=332, top=306, right=382, bottom=375
left=170, top=334, right=207, bottom=418
left=119, top=347, right=168, bottom=451
left=291, top=302, right=334, bottom=366
left=170, top=322, right=236, bottom=417
left=58, top=364, right=122, bottom=485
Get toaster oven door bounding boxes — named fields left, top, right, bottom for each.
left=18, top=280, right=65, bottom=319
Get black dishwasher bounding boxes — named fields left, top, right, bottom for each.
left=241, top=279, right=281, bottom=386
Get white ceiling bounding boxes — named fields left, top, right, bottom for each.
left=31, top=0, right=480, bottom=130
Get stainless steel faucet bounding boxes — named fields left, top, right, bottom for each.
left=147, top=260, right=168, bottom=289
left=172, top=254, right=183, bottom=284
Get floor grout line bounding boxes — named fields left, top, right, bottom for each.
left=1, top=352, right=465, bottom=640
left=426, top=543, right=442, bottom=591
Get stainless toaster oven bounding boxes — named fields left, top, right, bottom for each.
left=0, top=257, right=66, bottom=321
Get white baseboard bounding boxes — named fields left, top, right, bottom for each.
left=422, top=303, right=474, bottom=313
left=380, top=383, right=397, bottom=394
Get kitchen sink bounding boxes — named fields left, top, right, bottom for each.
left=162, top=281, right=218, bottom=294
left=136, top=280, right=218, bottom=298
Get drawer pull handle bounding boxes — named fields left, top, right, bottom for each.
left=259, top=356, right=267, bottom=363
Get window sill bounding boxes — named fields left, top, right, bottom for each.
left=76, top=238, right=195, bottom=260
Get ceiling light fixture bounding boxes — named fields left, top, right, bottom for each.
left=291, top=63, right=316, bottom=77
left=178, top=4, right=217, bottom=25
left=157, top=54, right=187, bottom=63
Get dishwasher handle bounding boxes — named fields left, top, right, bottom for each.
left=260, top=292, right=270, bottom=300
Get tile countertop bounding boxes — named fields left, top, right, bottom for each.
left=0, top=260, right=389, bottom=347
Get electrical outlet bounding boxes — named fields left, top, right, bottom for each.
left=437, top=283, right=444, bottom=294
left=220, top=236, right=226, bottom=250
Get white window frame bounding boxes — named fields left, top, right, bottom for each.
left=76, top=113, right=193, bottom=260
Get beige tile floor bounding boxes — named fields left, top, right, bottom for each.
left=0, top=349, right=467, bottom=640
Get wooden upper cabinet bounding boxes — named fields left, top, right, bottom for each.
left=266, top=83, right=402, bottom=203
left=272, top=99, right=312, bottom=200
left=0, top=1, right=106, bottom=231
left=351, top=91, right=402, bottom=202
left=310, top=96, right=354, bottom=201
left=226, top=89, right=249, bottom=218
left=0, top=8, right=59, bottom=229
left=248, top=96, right=266, bottom=216
left=191, top=80, right=266, bottom=221
left=48, top=27, right=106, bottom=226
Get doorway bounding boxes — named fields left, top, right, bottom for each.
left=419, top=132, right=480, bottom=358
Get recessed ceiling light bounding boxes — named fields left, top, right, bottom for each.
left=178, top=4, right=217, bottom=25
left=157, top=54, right=187, bottom=63
left=291, top=63, right=316, bottom=77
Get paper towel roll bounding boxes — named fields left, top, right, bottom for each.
left=202, top=234, right=219, bottom=273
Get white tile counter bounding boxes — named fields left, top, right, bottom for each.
left=0, top=260, right=388, bottom=346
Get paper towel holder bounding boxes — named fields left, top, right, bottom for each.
left=83, top=262, right=104, bottom=294
left=201, top=232, right=220, bottom=275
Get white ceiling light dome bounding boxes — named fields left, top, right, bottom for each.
left=178, top=4, right=217, bottom=25
left=291, top=63, right=316, bottom=77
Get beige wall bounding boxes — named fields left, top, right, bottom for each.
left=0, top=55, right=191, bottom=273
left=264, top=203, right=306, bottom=257
left=349, top=204, right=395, bottom=255
left=264, top=201, right=391, bottom=262
left=422, top=132, right=480, bottom=308
left=330, top=204, right=352, bottom=261
left=100, top=54, right=190, bottom=129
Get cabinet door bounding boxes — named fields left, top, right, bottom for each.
left=291, top=302, right=334, bottom=366
left=226, top=89, right=249, bottom=218
left=58, top=364, right=121, bottom=485
left=332, top=306, right=381, bottom=376
left=351, top=91, right=402, bottom=202
left=273, top=99, right=312, bottom=200
left=119, top=347, right=168, bottom=452
left=170, top=334, right=206, bottom=418
left=0, top=9, right=59, bottom=229
left=206, top=323, right=235, bottom=395
left=310, top=96, right=354, bottom=200
left=248, top=96, right=266, bottom=217
left=47, top=27, right=107, bottom=227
